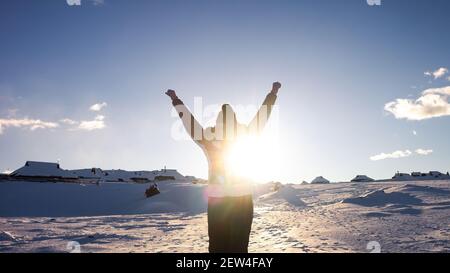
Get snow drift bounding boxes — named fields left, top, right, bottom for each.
left=342, top=189, right=423, bottom=207
left=0, top=181, right=208, bottom=217
left=258, top=185, right=307, bottom=207
left=0, top=231, right=17, bottom=242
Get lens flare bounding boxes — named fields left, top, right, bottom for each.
left=225, top=134, right=280, bottom=183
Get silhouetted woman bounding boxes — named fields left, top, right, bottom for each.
left=166, top=82, right=281, bottom=253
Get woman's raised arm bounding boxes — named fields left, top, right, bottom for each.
left=247, top=82, right=281, bottom=134
left=166, top=89, right=205, bottom=144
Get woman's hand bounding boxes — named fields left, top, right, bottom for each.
left=271, top=82, right=282, bottom=94
left=165, top=89, right=178, bottom=100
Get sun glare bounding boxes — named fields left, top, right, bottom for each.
left=225, top=134, right=281, bottom=183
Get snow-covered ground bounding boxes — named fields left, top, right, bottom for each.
left=1, top=180, right=449, bottom=253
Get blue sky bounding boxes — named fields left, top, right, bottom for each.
left=1, top=0, right=450, bottom=182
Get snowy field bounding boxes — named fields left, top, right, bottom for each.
left=1, top=180, right=449, bottom=253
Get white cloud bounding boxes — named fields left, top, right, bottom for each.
left=89, top=102, right=107, bottom=112
left=1, top=106, right=108, bottom=134
left=422, top=86, right=450, bottom=96
left=0, top=118, right=59, bottom=135
left=415, top=148, right=433, bottom=155
left=384, top=86, right=450, bottom=120
left=60, top=118, right=78, bottom=125
left=370, top=148, right=434, bottom=161
left=370, top=150, right=412, bottom=161
left=78, top=115, right=106, bottom=131
left=66, top=0, right=81, bottom=6
left=424, top=67, right=448, bottom=79
left=63, top=116, right=107, bottom=131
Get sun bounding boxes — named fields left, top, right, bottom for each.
left=225, top=134, right=281, bottom=183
